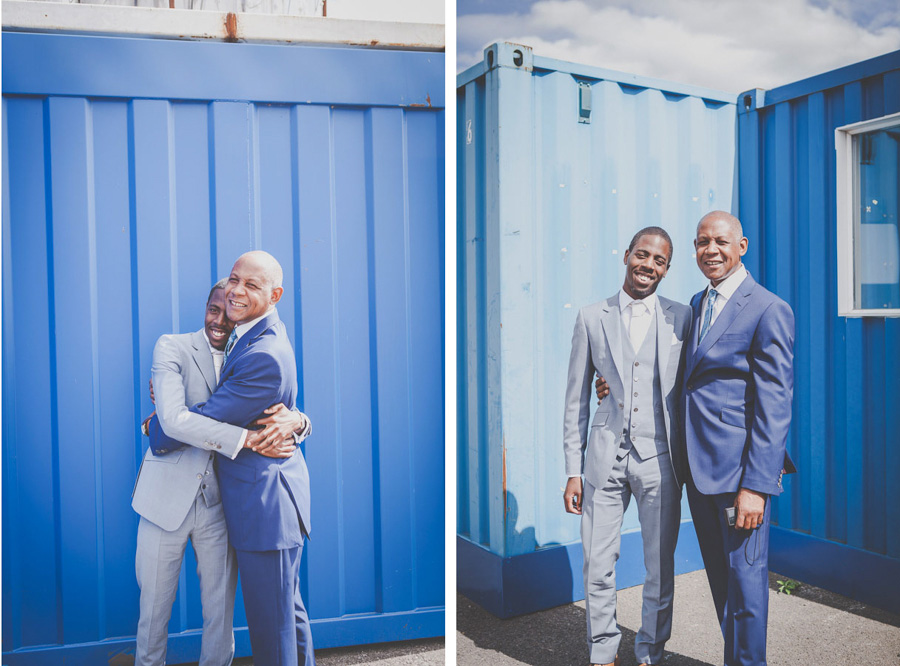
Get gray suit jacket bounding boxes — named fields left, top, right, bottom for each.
left=132, top=329, right=245, bottom=531
left=563, top=294, right=692, bottom=489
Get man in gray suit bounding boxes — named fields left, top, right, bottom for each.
left=563, top=227, right=691, bottom=666
left=132, top=280, right=308, bottom=666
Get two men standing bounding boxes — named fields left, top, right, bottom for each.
left=133, top=251, right=316, bottom=666
left=564, top=211, right=794, bottom=666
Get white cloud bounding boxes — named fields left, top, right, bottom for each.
left=458, top=0, right=900, bottom=92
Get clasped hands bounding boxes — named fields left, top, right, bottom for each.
left=148, top=379, right=304, bottom=459
left=565, top=374, right=767, bottom=529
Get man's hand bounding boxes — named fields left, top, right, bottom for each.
left=244, top=404, right=309, bottom=457
left=149, top=379, right=155, bottom=405
left=564, top=477, right=583, bottom=515
left=253, top=436, right=297, bottom=459
left=734, top=488, right=766, bottom=530
left=595, top=374, right=609, bottom=405
left=249, top=404, right=308, bottom=448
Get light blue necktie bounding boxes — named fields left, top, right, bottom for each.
left=698, top=288, right=718, bottom=343
left=223, top=330, right=237, bottom=364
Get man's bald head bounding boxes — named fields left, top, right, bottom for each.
left=694, top=210, right=748, bottom=286
left=697, top=210, right=743, bottom=240
left=237, top=250, right=283, bottom=290
left=223, top=251, right=285, bottom=324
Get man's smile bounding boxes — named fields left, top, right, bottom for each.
left=207, top=327, right=228, bottom=341
left=633, top=270, right=656, bottom=285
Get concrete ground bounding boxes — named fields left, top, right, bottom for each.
left=457, top=570, right=900, bottom=665
left=226, top=638, right=445, bottom=665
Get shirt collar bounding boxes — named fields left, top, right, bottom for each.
left=233, top=307, right=277, bottom=342
left=708, top=264, right=747, bottom=301
left=618, top=288, right=658, bottom=313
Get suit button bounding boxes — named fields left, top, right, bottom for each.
left=634, top=362, right=640, bottom=367
left=202, top=484, right=207, bottom=489
left=216, top=444, right=222, bottom=449
left=633, top=392, right=638, bottom=397
left=634, top=407, right=639, bottom=412
left=205, top=470, right=211, bottom=475
left=196, top=474, right=202, bottom=480
left=618, top=402, right=624, bottom=408
left=634, top=377, right=639, bottom=382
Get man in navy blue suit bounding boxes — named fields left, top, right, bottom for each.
left=152, top=250, right=314, bottom=666
left=683, top=211, right=794, bottom=666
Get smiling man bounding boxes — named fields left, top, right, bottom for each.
left=563, top=227, right=691, bottom=666
left=683, top=211, right=794, bottom=666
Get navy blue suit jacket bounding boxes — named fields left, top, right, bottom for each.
left=683, top=273, right=795, bottom=496
left=151, top=310, right=310, bottom=551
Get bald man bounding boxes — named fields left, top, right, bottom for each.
left=683, top=211, right=795, bottom=666
left=151, top=251, right=315, bottom=666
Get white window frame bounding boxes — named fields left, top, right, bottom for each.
left=835, top=111, right=900, bottom=317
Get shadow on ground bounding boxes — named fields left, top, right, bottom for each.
left=768, top=571, right=900, bottom=627
left=457, top=593, right=712, bottom=666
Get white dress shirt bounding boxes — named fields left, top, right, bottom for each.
left=205, top=336, right=226, bottom=384
left=702, top=264, right=748, bottom=328
left=619, top=289, right=657, bottom=352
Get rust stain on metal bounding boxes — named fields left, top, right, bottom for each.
left=224, top=12, right=239, bottom=43
left=426, top=94, right=432, bottom=107
left=502, top=439, right=508, bottom=519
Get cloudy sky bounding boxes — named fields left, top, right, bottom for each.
left=458, top=0, right=900, bottom=93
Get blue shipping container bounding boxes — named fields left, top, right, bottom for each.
left=2, top=31, right=445, bottom=663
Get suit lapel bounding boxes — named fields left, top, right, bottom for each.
left=599, top=295, right=626, bottom=388
left=691, top=274, right=755, bottom=368
left=221, top=310, right=281, bottom=379
left=655, top=298, right=674, bottom=392
left=190, top=329, right=217, bottom=394
left=686, top=290, right=704, bottom=379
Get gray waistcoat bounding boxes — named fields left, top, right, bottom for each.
left=619, top=316, right=669, bottom=460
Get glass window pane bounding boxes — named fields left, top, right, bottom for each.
left=855, top=124, right=900, bottom=310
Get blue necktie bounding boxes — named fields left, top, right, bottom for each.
left=224, top=330, right=237, bottom=364
left=699, top=288, right=718, bottom=343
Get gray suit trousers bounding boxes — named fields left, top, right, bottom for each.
left=582, top=449, right=681, bottom=665
left=135, top=492, right=238, bottom=666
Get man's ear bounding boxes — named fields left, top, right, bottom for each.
left=739, top=236, right=749, bottom=256
left=270, top=286, right=284, bottom=305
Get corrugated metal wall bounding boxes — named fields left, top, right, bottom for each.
left=738, top=51, right=900, bottom=563
left=457, top=43, right=736, bottom=558
left=2, top=32, right=444, bottom=663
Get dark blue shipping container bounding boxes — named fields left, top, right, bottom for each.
left=2, top=30, right=445, bottom=663
left=738, top=50, right=900, bottom=613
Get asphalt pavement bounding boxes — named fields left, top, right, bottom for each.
left=457, top=570, right=900, bottom=665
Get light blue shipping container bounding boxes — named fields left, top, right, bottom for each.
left=458, top=42, right=900, bottom=618
left=457, top=43, right=735, bottom=617
left=2, top=30, right=445, bottom=663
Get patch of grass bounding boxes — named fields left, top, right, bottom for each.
left=776, top=578, right=801, bottom=595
